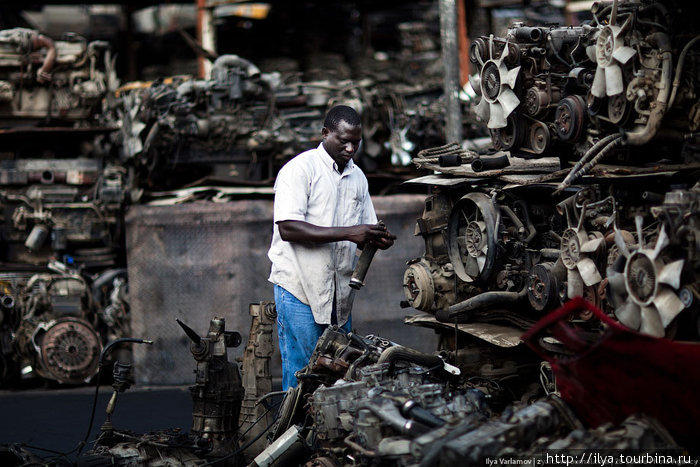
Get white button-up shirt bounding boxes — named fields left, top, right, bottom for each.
left=268, top=143, right=377, bottom=325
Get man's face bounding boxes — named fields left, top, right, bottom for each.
left=322, top=120, right=362, bottom=171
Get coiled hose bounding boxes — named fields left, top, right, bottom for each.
left=555, top=133, right=623, bottom=194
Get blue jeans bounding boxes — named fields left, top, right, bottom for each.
left=274, top=285, right=351, bottom=390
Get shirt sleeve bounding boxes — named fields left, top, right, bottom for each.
left=360, top=189, right=378, bottom=225
left=273, top=161, right=310, bottom=223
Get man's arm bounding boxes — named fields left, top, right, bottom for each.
left=277, top=220, right=395, bottom=247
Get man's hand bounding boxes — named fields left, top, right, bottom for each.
left=278, top=220, right=395, bottom=248
left=349, top=223, right=396, bottom=249
left=370, top=233, right=395, bottom=250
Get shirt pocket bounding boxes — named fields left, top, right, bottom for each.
left=347, top=194, right=364, bottom=226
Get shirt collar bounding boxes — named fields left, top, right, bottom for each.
left=316, top=142, right=354, bottom=175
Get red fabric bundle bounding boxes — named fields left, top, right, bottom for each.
left=522, top=297, right=700, bottom=443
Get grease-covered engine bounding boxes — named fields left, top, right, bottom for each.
left=255, top=326, right=681, bottom=467
left=405, top=0, right=699, bottom=340
left=0, top=264, right=129, bottom=385
left=0, top=28, right=114, bottom=125
left=252, top=1, right=700, bottom=464
left=469, top=0, right=699, bottom=166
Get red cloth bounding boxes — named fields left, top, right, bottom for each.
left=522, top=297, right=700, bottom=443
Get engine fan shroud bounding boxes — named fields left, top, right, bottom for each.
left=447, top=192, right=500, bottom=284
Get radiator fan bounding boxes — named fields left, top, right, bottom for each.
left=447, top=192, right=500, bottom=283
left=589, top=19, right=636, bottom=98
left=606, top=219, right=687, bottom=337
left=473, top=36, right=521, bottom=129
left=560, top=204, right=605, bottom=299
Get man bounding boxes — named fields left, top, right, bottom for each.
left=268, top=105, right=395, bottom=390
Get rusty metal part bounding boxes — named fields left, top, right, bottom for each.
left=239, top=302, right=277, bottom=463
left=528, top=262, right=564, bottom=312
left=183, top=317, right=244, bottom=457
left=350, top=238, right=379, bottom=289
left=447, top=192, right=500, bottom=284
left=528, top=121, right=551, bottom=155
left=555, top=95, right=587, bottom=142
left=403, top=260, right=435, bottom=311
left=37, top=317, right=101, bottom=384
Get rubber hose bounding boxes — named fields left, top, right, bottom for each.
left=624, top=32, right=672, bottom=146
left=377, top=345, right=444, bottom=369
left=556, top=133, right=621, bottom=193
left=435, top=288, right=528, bottom=322
left=514, top=200, right=537, bottom=243
left=471, top=153, right=510, bottom=172
left=439, top=154, right=462, bottom=167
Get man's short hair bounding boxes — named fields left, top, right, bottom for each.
left=323, top=105, right=361, bottom=131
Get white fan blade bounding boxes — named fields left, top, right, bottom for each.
left=577, top=257, right=602, bottom=286
left=604, top=64, right=624, bottom=96
left=610, top=2, right=619, bottom=27
left=497, top=87, right=520, bottom=119
left=465, top=256, right=480, bottom=279
left=612, top=45, right=636, bottom=64
left=635, top=215, right=644, bottom=248
left=500, top=41, right=509, bottom=60
left=586, top=45, right=596, bottom=62
left=476, top=254, right=486, bottom=272
left=503, top=65, right=521, bottom=89
left=615, top=300, right=641, bottom=330
left=487, top=102, right=507, bottom=128
left=652, top=225, right=669, bottom=260
left=657, top=259, right=684, bottom=290
left=581, top=236, right=604, bottom=254
left=567, top=269, right=584, bottom=299
left=614, top=227, right=630, bottom=258
left=470, top=74, right=482, bottom=95
left=617, top=16, right=632, bottom=35
left=640, top=306, right=665, bottom=337
left=475, top=97, right=490, bottom=121
left=606, top=268, right=627, bottom=307
left=653, top=287, right=686, bottom=328
left=591, top=65, right=607, bottom=98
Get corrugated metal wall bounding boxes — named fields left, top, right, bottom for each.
left=126, top=195, right=438, bottom=385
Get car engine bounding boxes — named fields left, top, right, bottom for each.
left=407, top=0, right=699, bottom=341
left=468, top=0, right=699, bottom=169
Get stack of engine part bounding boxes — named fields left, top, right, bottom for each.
left=0, top=314, right=684, bottom=466
left=0, top=28, right=114, bottom=125
left=84, top=317, right=245, bottom=465
left=111, top=55, right=288, bottom=191
left=1, top=265, right=110, bottom=386
left=106, top=50, right=449, bottom=193
left=407, top=0, right=699, bottom=341
left=252, top=327, right=682, bottom=466
left=252, top=2, right=698, bottom=462
left=467, top=0, right=699, bottom=170
left=0, top=263, right=130, bottom=386
left=0, top=28, right=130, bottom=387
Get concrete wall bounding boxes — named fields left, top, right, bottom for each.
left=126, top=195, right=438, bottom=385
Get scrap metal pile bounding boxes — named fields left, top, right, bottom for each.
left=407, top=0, right=700, bottom=340
left=46, top=312, right=688, bottom=467
left=0, top=28, right=129, bottom=387
left=468, top=0, right=699, bottom=165
left=248, top=0, right=700, bottom=464
left=2, top=0, right=700, bottom=463
left=253, top=324, right=686, bottom=466
left=105, top=54, right=447, bottom=193
left=0, top=7, right=449, bottom=387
